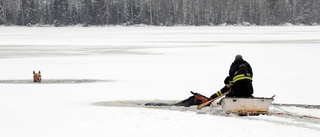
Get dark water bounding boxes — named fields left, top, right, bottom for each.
left=0, top=79, right=114, bottom=84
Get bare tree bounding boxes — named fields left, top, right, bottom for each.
left=0, top=0, right=6, bottom=24
left=1, top=0, right=320, bottom=26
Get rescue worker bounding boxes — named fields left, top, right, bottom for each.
left=145, top=55, right=254, bottom=107
left=227, top=54, right=253, bottom=97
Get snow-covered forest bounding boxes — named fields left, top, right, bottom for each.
left=0, top=0, right=319, bottom=26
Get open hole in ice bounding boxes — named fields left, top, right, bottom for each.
left=0, top=79, right=114, bottom=84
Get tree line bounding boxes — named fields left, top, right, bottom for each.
left=0, top=0, right=319, bottom=26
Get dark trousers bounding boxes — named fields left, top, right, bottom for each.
left=228, top=80, right=253, bottom=98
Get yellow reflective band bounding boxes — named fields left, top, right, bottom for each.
left=233, top=76, right=252, bottom=82
left=216, top=90, right=222, bottom=96
left=232, top=74, right=252, bottom=83
left=218, top=91, right=222, bottom=96
left=233, top=73, right=251, bottom=79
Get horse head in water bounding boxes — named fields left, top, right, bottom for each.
left=33, top=71, right=41, bottom=83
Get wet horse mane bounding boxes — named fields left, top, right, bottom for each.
left=33, top=71, right=41, bottom=83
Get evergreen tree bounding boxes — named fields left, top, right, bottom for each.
left=52, top=0, right=69, bottom=26
left=0, top=0, right=319, bottom=26
left=0, top=0, right=5, bottom=24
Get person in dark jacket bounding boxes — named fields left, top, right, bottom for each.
left=145, top=55, right=253, bottom=107
left=227, top=54, right=253, bottom=97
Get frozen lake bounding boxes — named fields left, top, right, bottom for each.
left=0, top=26, right=319, bottom=137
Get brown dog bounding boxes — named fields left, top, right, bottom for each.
left=33, top=71, right=41, bottom=83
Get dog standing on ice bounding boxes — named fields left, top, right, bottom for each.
left=33, top=71, right=41, bottom=83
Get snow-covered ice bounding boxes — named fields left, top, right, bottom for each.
left=0, top=26, right=320, bottom=137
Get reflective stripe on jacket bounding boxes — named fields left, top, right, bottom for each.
left=232, top=73, right=252, bottom=84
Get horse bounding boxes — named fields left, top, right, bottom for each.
left=33, top=71, right=41, bottom=83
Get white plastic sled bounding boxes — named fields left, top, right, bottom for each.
left=220, top=97, right=274, bottom=115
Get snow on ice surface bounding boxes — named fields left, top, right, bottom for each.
left=0, top=26, right=320, bottom=137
